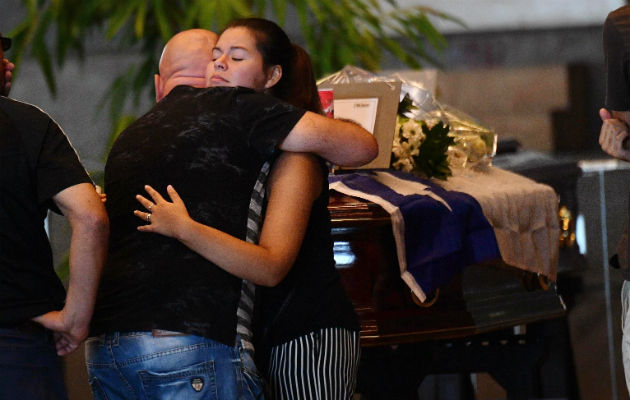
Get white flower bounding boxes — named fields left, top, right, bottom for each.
left=401, top=119, right=423, bottom=140
left=393, top=157, right=414, bottom=172
left=391, top=115, right=426, bottom=173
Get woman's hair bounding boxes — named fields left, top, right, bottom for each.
left=222, top=18, right=322, bottom=114
left=290, top=44, right=323, bottom=114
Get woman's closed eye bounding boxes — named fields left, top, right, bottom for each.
left=211, top=49, right=223, bottom=62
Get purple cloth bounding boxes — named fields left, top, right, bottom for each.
left=329, top=170, right=500, bottom=297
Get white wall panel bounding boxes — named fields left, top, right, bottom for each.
left=397, top=0, right=626, bottom=32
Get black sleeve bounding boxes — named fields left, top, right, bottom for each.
left=238, top=91, right=306, bottom=159
left=36, top=119, right=92, bottom=210
left=604, top=9, right=630, bottom=111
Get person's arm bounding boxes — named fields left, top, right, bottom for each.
left=599, top=108, right=630, bottom=161
left=135, top=152, right=322, bottom=286
left=32, top=182, right=109, bottom=356
left=279, top=111, right=379, bottom=167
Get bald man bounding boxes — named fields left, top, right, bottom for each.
left=154, top=28, right=218, bottom=102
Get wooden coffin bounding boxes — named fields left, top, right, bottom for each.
left=329, top=190, right=567, bottom=347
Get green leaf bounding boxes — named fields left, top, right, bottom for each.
left=305, top=0, right=325, bottom=22
left=152, top=0, right=174, bottom=42
left=397, top=93, right=417, bottom=116
left=272, top=0, right=287, bottom=25
left=135, top=1, right=148, bottom=38
left=295, top=0, right=315, bottom=49
left=106, top=1, right=135, bottom=39
left=31, top=9, right=57, bottom=95
left=414, top=121, right=454, bottom=180
left=198, top=1, right=218, bottom=30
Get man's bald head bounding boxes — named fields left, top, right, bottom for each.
left=154, top=29, right=218, bottom=102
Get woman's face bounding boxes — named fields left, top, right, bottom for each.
left=208, top=27, right=275, bottom=90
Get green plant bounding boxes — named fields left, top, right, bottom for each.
left=9, top=0, right=459, bottom=148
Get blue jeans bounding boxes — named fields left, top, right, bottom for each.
left=0, top=323, right=68, bottom=400
left=85, top=331, right=264, bottom=400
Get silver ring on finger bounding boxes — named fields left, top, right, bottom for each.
left=148, top=204, right=153, bottom=212
left=146, top=213, right=151, bottom=223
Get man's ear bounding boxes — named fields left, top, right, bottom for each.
left=154, top=74, right=164, bottom=102
left=264, top=65, right=282, bottom=89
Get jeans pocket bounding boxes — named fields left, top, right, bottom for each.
left=139, top=360, right=217, bottom=400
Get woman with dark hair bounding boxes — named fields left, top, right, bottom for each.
left=137, top=18, right=361, bottom=399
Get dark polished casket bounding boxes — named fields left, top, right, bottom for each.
left=329, top=157, right=582, bottom=400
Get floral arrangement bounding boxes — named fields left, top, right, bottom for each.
left=390, top=94, right=454, bottom=180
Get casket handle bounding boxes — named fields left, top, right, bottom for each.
left=538, top=274, right=550, bottom=291
left=412, top=288, right=440, bottom=307
left=559, top=205, right=576, bottom=248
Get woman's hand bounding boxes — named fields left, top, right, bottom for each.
left=134, top=185, right=192, bottom=239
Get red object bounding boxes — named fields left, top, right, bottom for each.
left=318, top=89, right=334, bottom=118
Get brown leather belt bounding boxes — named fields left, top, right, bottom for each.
left=151, top=329, right=189, bottom=337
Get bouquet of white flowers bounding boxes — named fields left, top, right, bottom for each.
left=391, top=116, right=425, bottom=173
left=390, top=95, right=454, bottom=180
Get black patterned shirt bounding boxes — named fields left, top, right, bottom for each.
left=91, top=86, right=305, bottom=344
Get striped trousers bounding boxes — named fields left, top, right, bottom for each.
left=266, top=327, right=360, bottom=400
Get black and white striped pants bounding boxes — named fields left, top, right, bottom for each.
left=265, top=327, right=360, bottom=400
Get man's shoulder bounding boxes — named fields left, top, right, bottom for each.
left=0, top=96, right=53, bottom=127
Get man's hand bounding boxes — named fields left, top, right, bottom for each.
left=32, top=310, right=89, bottom=356
left=45, top=182, right=109, bottom=356
left=599, top=108, right=630, bottom=161
left=2, top=58, right=14, bottom=96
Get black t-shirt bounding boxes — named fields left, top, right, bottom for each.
left=254, top=161, right=359, bottom=359
left=604, top=5, right=630, bottom=110
left=91, top=86, right=305, bottom=345
left=0, top=97, right=92, bottom=327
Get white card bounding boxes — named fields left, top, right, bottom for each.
left=333, top=98, right=379, bottom=134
